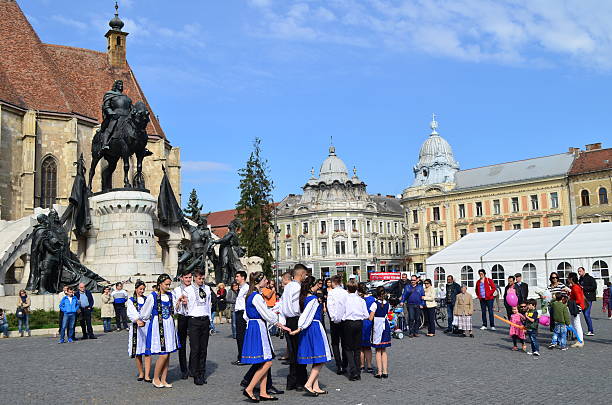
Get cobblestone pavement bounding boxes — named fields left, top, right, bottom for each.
left=2, top=310, right=611, bottom=405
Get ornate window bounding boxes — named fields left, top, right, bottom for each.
left=433, top=267, right=445, bottom=288
left=461, top=265, right=474, bottom=287
left=592, top=260, right=609, bottom=282
left=522, top=263, right=537, bottom=287
left=599, top=187, right=608, bottom=204
left=581, top=190, right=590, bottom=206
left=40, top=156, right=57, bottom=209
left=492, top=264, right=505, bottom=288
left=556, top=262, right=571, bottom=284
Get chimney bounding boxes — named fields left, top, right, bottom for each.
left=585, top=143, right=602, bottom=151
left=568, top=147, right=580, bottom=154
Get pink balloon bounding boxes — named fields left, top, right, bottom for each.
left=506, top=294, right=518, bottom=307
left=539, top=315, right=550, bottom=326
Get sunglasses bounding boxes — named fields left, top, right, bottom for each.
left=551, top=277, right=558, bottom=279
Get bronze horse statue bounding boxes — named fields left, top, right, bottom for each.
left=89, top=101, right=152, bottom=192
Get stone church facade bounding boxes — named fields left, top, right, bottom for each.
left=0, top=0, right=181, bottom=222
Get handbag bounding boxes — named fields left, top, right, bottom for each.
left=15, top=307, right=25, bottom=319
left=567, top=300, right=580, bottom=317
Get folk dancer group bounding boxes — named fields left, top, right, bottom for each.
left=123, top=264, right=392, bottom=400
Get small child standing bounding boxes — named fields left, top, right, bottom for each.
left=58, top=286, right=80, bottom=343
left=524, top=299, right=540, bottom=356
left=509, top=306, right=526, bottom=351
left=549, top=293, right=570, bottom=351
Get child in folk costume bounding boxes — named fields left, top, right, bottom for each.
left=289, top=276, right=332, bottom=397
left=126, top=280, right=150, bottom=382
left=139, top=274, right=180, bottom=388
left=241, top=272, right=288, bottom=402
left=359, top=282, right=376, bottom=373
left=371, top=286, right=391, bottom=379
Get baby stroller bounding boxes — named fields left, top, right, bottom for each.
left=388, top=306, right=405, bottom=339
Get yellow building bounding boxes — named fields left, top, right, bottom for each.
left=0, top=1, right=180, bottom=222
left=568, top=143, right=612, bottom=223
left=401, top=117, right=574, bottom=286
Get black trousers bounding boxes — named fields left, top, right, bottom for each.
left=285, top=316, right=307, bottom=388
left=342, top=320, right=362, bottom=378
left=188, top=316, right=210, bottom=379
left=176, top=314, right=189, bottom=373
left=235, top=310, right=247, bottom=361
left=426, top=307, right=436, bottom=335
left=330, top=321, right=348, bottom=371
left=113, top=303, right=128, bottom=330
left=79, top=308, right=94, bottom=337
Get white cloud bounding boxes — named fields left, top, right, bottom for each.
left=182, top=161, right=232, bottom=172
left=246, top=0, right=612, bottom=70
left=51, top=15, right=88, bottom=30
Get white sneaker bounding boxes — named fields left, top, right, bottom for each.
left=490, top=327, right=496, bottom=331
left=585, top=331, right=594, bottom=336
left=526, top=351, right=533, bottom=355
left=480, top=326, right=487, bottom=330
left=533, top=352, right=540, bottom=356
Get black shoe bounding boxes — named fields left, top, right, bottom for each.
left=88, top=335, right=97, bottom=340
left=232, top=360, right=244, bottom=366
left=243, top=389, right=259, bottom=403
left=194, top=377, right=205, bottom=386
left=444, top=329, right=451, bottom=334
left=349, top=375, right=360, bottom=381
left=241, top=379, right=249, bottom=388
left=81, top=336, right=89, bottom=340
left=137, top=377, right=144, bottom=381
left=382, top=374, right=388, bottom=379
left=335, top=368, right=345, bottom=375
left=268, top=386, right=284, bottom=395
left=303, top=387, right=319, bottom=397
left=374, top=374, right=383, bottom=379
left=295, top=386, right=305, bottom=392
left=260, top=396, right=279, bottom=402
left=181, top=372, right=189, bottom=380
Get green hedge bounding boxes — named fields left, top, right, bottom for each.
left=5, top=308, right=103, bottom=331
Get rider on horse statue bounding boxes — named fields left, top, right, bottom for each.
left=100, top=80, right=151, bottom=156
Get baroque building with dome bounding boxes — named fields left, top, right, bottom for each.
left=402, top=116, right=576, bottom=287
left=273, top=145, right=405, bottom=280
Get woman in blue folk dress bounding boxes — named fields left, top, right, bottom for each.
left=241, top=272, right=287, bottom=402
left=359, top=282, right=376, bottom=374
left=290, top=276, right=332, bottom=397
left=139, top=274, right=179, bottom=388
left=371, top=286, right=391, bottom=379
left=126, top=280, right=150, bottom=382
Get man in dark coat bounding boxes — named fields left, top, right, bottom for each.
left=515, top=273, right=529, bottom=304
left=444, top=275, right=462, bottom=333
left=578, top=267, right=597, bottom=335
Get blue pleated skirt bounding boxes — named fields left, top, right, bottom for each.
left=241, top=319, right=274, bottom=364
left=297, top=320, right=332, bottom=364
left=361, top=318, right=373, bottom=347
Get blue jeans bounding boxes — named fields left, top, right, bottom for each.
left=551, top=324, right=567, bottom=348
left=583, top=301, right=593, bottom=333
left=18, top=313, right=30, bottom=333
left=102, top=318, right=112, bottom=332
left=210, top=312, right=217, bottom=332
left=446, top=304, right=454, bottom=330
left=526, top=330, right=539, bottom=352
left=407, top=304, right=421, bottom=335
left=0, top=323, right=8, bottom=337
left=479, top=299, right=495, bottom=327
left=60, top=313, right=76, bottom=341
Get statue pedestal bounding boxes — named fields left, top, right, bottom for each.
left=86, top=191, right=163, bottom=282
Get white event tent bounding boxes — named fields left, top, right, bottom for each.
left=426, top=223, right=612, bottom=297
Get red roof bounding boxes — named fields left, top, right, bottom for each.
left=207, top=209, right=238, bottom=238
left=569, top=148, right=612, bottom=175
left=0, top=0, right=164, bottom=138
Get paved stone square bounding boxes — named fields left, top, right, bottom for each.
left=1, top=310, right=611, bottom=405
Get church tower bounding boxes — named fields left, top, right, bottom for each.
left=105, top=2, right=128, bottom=69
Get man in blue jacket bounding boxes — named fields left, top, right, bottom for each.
left=75, top=283, right=96, bottom=340
left=59, top=286, right=80, bottom=343
left=399, top=275, right=425, bottom=337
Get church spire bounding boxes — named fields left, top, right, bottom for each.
left=105, top=1, right=129, bottom=68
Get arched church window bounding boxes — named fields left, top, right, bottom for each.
left=40, top=156, right=57, bottom=209
left=423, top=169, right=428, bottom=177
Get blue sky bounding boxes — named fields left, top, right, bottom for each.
left=22, top=0, right=612, bottom=211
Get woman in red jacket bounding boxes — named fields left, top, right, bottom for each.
left=475, top=269, right=497, bottom=330
left=566, top=272, right=586, bottom=348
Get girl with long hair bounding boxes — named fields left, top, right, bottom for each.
left=139, top=274, right=180, bottom=388
left=359, top=282, right=375, bottom=373
left=126, top=280, right=150, bottom=382
left=371, top=286, right=391, bottom=378
left=566, top=272, right=586, bottom=348
left=241, top=272, right=288, bottom=402
left=289, top=276, right=332, bottom=396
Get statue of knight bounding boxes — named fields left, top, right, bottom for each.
left=177, top=215, right=217, bottom=280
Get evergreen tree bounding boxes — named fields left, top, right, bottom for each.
left=184, top=188, right=203, bottom=220
left=236, top=138, right=274, bottom=276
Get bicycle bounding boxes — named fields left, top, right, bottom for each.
left=418, top=299, right=448, bottom=329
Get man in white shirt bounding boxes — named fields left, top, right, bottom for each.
left=172, top=270, right=193, bottom=379
left=232, top=270, right=249, bottom=365
left=343, top=280, right=369, bottom=381
left=282, top=264, right=308, bottom=391
left=187, top=269, right=212, bottom=385
left=327, top=274, right=349, bottom=374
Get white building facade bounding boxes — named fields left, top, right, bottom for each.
left=273, top=146, right=405, bottom=280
